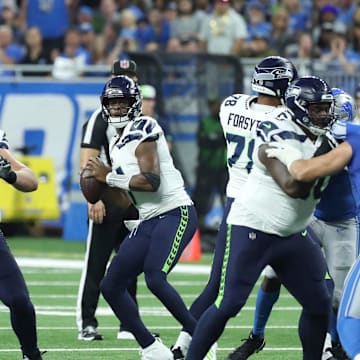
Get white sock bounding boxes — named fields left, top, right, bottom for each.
left=174, top=331, right=192, bottom=354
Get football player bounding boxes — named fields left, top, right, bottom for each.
left=265, top=96, right=360, bottom=360
left=84, top=75, right=198, bottom=360
left=171, top=55, right=299, bottom=360
left=0, top=131, right=44, bottom=359
left=77, top=59, right=139, bottom=341
left=186, top=75, right=335, bottom=360
left=230, top=88, right=357, bottom=360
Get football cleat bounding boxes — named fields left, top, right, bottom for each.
left=78, top=325, right=104, bottom=341
left=171, top=346, right=185, bottom=360
left=117, top=330, right=136, bottom=340
left=141, top=338, right=173, bottom=360
left=22, top=350, right=47, bottom=359
left=172, top=330, right=191, bottom=359
left=226, top=332, right=265, bottom=360
left=325, top=342, right=350, bottom=360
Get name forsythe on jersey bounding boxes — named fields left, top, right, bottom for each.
left=227, top=113, right=261, bottom=130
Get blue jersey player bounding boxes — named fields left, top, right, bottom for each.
left=186, top=76, right=335, bottom=360
left=230, top=89, right=358, bottom=360
left=0, top=130, right=44, bottom=359
left=266, top=113, right=360, bottom=360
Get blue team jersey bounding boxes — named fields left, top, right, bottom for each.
left=320, top=121, right=360, bottom=223
left=344, top=122, right=360, bottom=214
left=314, top=170, right=357, bottom=221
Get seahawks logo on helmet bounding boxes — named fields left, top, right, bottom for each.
left=251, top=56, right=298, bottom=98
left=101, top=75, right=142, bottom=129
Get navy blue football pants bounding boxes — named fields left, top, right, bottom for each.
left=189, top=197, right=234, bottom=319
left=187, top=223, right=332, bottom=360
left=77, top=202, right=138, bottom=332
left=101, top=205, right=198, bottom=348
left=0, top=231, right=39, bottom=357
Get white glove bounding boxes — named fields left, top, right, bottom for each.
left=265, top=137, right=302, bottom=171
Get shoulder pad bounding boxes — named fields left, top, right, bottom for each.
left=273, top=108, right=294, bottom=122
left=129, top=116, right=157, bottom=134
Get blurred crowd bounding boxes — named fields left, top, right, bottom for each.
left=1, top=0, right=360, bottom=79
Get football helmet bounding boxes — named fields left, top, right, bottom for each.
left=331, top=87, right=356, bottom=122
left=285, top=76, right=334, bottom=136
left=251, top=56, right=298, bottom=98
left=101, top=75, right=142, bottom=128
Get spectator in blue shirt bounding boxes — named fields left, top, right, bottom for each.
left=0, top=24, right=24, bottom=76
left=283, top=0, right=309, bottom=36
left=25, top=0, right=72, bottom=58
left=137, top=8, right=170, bottom=51
left=241, top=1, right=271, bottom=57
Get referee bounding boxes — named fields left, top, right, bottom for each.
left=76, top=59, right=139, bottom=341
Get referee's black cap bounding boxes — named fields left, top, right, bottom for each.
left=111, top=59, right=137, bottom=76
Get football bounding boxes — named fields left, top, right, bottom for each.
left=80, top=168, right=106, bottom=204
left=101, top=187, right=131, bottom=208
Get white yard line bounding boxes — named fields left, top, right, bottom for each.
left=0, top=347, right=302, bottom=352
left=17, top=257, right=211, bottom=274
left=0, top=324, right=299, bottom=330
left=0, top=305, right=302, bottom=316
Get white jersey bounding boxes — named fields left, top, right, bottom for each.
left=227, top=111, right=329, bottom=236
left=109, top=116, right=192, bottom=220
left=220, top=94, right=290, bottom=198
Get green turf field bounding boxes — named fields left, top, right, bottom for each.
left=1, top=237, right=303, bottom=359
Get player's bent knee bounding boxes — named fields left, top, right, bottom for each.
left=7, top=293, right=34, bottom=314
left=144, top=270, right=167, bottom=294
left=100, top=277, right=117, bottom=301
left=304, top=291, right=332, bottom=316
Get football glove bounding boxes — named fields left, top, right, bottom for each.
left=0, top=156, right=16, bottom=184
left=265, top=136, right=302, bottom=171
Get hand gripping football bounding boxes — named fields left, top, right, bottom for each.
left=80, top=168, right=106, bottom=204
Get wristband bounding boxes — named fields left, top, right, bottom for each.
left=106, top=172, right=131, bottom=190
left=5, top=171, right=17, bottom=184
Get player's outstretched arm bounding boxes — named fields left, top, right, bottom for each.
left=0, top=149, right=38, bottom=192
left=288, top=142, right=352, bottom=181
